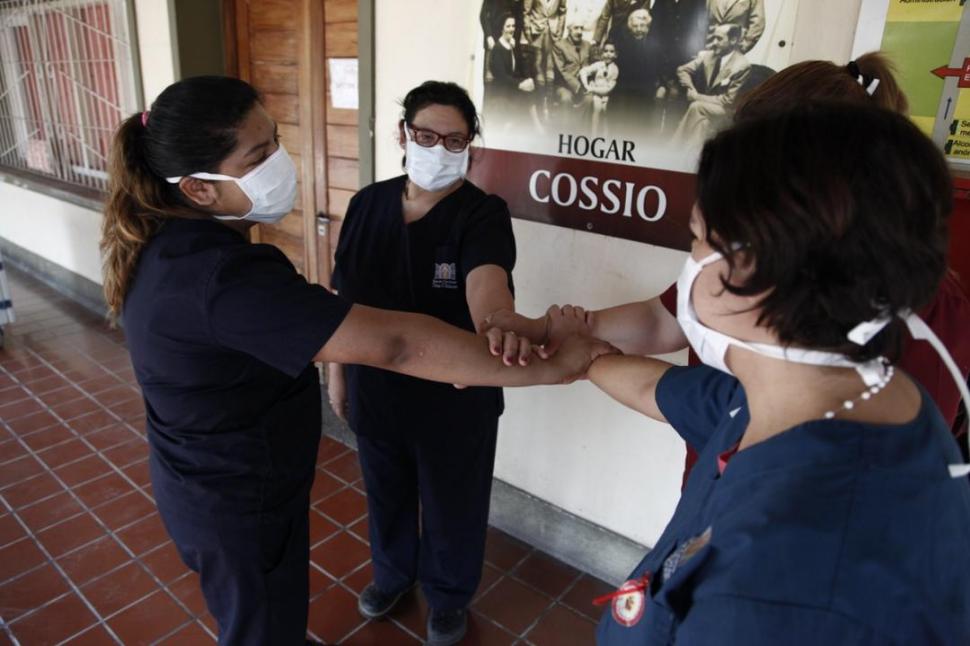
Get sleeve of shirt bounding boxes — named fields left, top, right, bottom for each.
left=655, top=365, right=741, bottom=452
left=205, top=244, right=352, bottom=378
left=459, top=194, right=517, bottom=282
left=330, top=191, right=362, bottom=294
left=676, top=596, right=880, bottom=646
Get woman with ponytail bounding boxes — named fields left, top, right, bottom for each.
left=103, top=76, right=611, bottom=646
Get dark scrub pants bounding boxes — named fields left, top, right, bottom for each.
left=123, top=219, right=351, bottom=645
left=333, top=176, right=516, bottom=610
left=157, top=492, right=310, bottom=645
left=357, top=416, right=499, bottom=609
left=597, top=365, right=970, bottom=645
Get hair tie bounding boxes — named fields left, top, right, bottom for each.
left=846, top=61, right=880, bottom=96
left=141, top=111, right=150, bottom=127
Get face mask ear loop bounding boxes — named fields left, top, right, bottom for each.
left=903, top=311, right=970, bottom=478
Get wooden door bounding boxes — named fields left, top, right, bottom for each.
left=226, top=0, right=361, bottom=287
left=316, top=0, right=360, bottom=288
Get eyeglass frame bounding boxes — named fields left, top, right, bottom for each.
left=405, top=124, right=473, bottom=153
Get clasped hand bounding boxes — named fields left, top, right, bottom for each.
left=478, top=304, right=614, bottom=383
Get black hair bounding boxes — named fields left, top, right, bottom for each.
left=696, top=102, right=951, bottom=362
left=401, top=81, right=481, bottom=138
left=102, top=76, right=261, bottom=318
left=142, top=76, right=260, bottom=189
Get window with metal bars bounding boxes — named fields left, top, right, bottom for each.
left=0, top=0, right=140, bottom=195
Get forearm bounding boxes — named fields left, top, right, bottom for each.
left=589, top=298, right=688, bottom=356
left=391, top=316, right=561, bottom=386
left=318, top=305, right=562, bottom=387
left=485, top=309, right=547, bottom=341
left=694, top=91, right=725, bottom=105
left=588, top=354, right=672, bottom=421
left=745, top=2, right=766, bottom=50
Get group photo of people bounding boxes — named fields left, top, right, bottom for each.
left=480, top=0, right=774, bottom=147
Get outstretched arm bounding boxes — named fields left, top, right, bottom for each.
left=588, top=354, right=673, bottom=422
left=315, top=304, right=614, bottom=387
left=586, top=297, right=688, bottom=356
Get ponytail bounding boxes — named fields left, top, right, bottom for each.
left=735, top=51, right=910, bottom=123
left=100, top=76, right=261, bottom=322
left=101, top=113, right=166, bottom=321
left=853, top=52, right=908, bottom=114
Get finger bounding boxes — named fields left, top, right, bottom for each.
left=574, top=306, right=586, bottom=322
left=561, top=304, right=576, bottom=319
left=518, top=336, right=533, bottom=366
left=503, top=331, right=518, bottom=366
left=541, top=334, right=560, bottom=358
left=485, top=328, right=503, bottom=356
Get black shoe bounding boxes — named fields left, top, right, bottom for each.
left=357, top=582, right=409, bottom=619
left=426, top=608, right=467, bottom=646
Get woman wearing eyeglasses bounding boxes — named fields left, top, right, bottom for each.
left=329, top=80, right=548, bottom=645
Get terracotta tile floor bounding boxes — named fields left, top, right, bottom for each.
left=0, top=267, right=612, bottom=644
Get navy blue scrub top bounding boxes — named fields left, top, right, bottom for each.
left=332, top=176, right=516, bottom=436
left=598, top=365, right=970, bottom=645
left=123, top=219, right=351, bottom=519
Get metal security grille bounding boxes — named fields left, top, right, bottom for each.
left=0, top=0, right=139, bottom=193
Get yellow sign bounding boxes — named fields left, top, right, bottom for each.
left=887, top=0, right=964, bottom=23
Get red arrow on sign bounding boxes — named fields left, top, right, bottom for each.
left=932, top=58, right=970, bottom=88
left=932, top=65, right=962, bottom=79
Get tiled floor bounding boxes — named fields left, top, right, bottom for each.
left=0, top=266, right=613, bottom=645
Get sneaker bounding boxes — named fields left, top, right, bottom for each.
left=357, top=582, right=409, bottom=619
left=426, top=608, right=467, bottom=646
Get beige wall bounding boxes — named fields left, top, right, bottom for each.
left=374, top=0, right=865, bottom=545
left=135, top=0, right=180, bottom=107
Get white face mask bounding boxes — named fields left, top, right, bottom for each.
left=404, top=129, right=469, bottom=192
left=166, top=145, right=298, bottom=224
left=676, top=251, right=970, bottom=478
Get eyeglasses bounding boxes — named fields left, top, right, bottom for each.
left=407, top=125, right=472, bottom=152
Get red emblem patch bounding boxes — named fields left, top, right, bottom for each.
left=611, top=579, right=646, bottom=628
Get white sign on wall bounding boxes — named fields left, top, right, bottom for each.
left=328, top=58, right=359, bottom=110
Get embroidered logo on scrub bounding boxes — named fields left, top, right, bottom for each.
left=611, top=578, right=647, bottom=627
left=433, top=262, right=458, bottom=289
left=662, top=526, right=712, bottom=583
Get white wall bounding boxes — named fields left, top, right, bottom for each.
left=0, top=184, right=103, bottom=284
left=0, top=1, right=179, bottom=286
left=374, top=0, right=864, bottom=545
